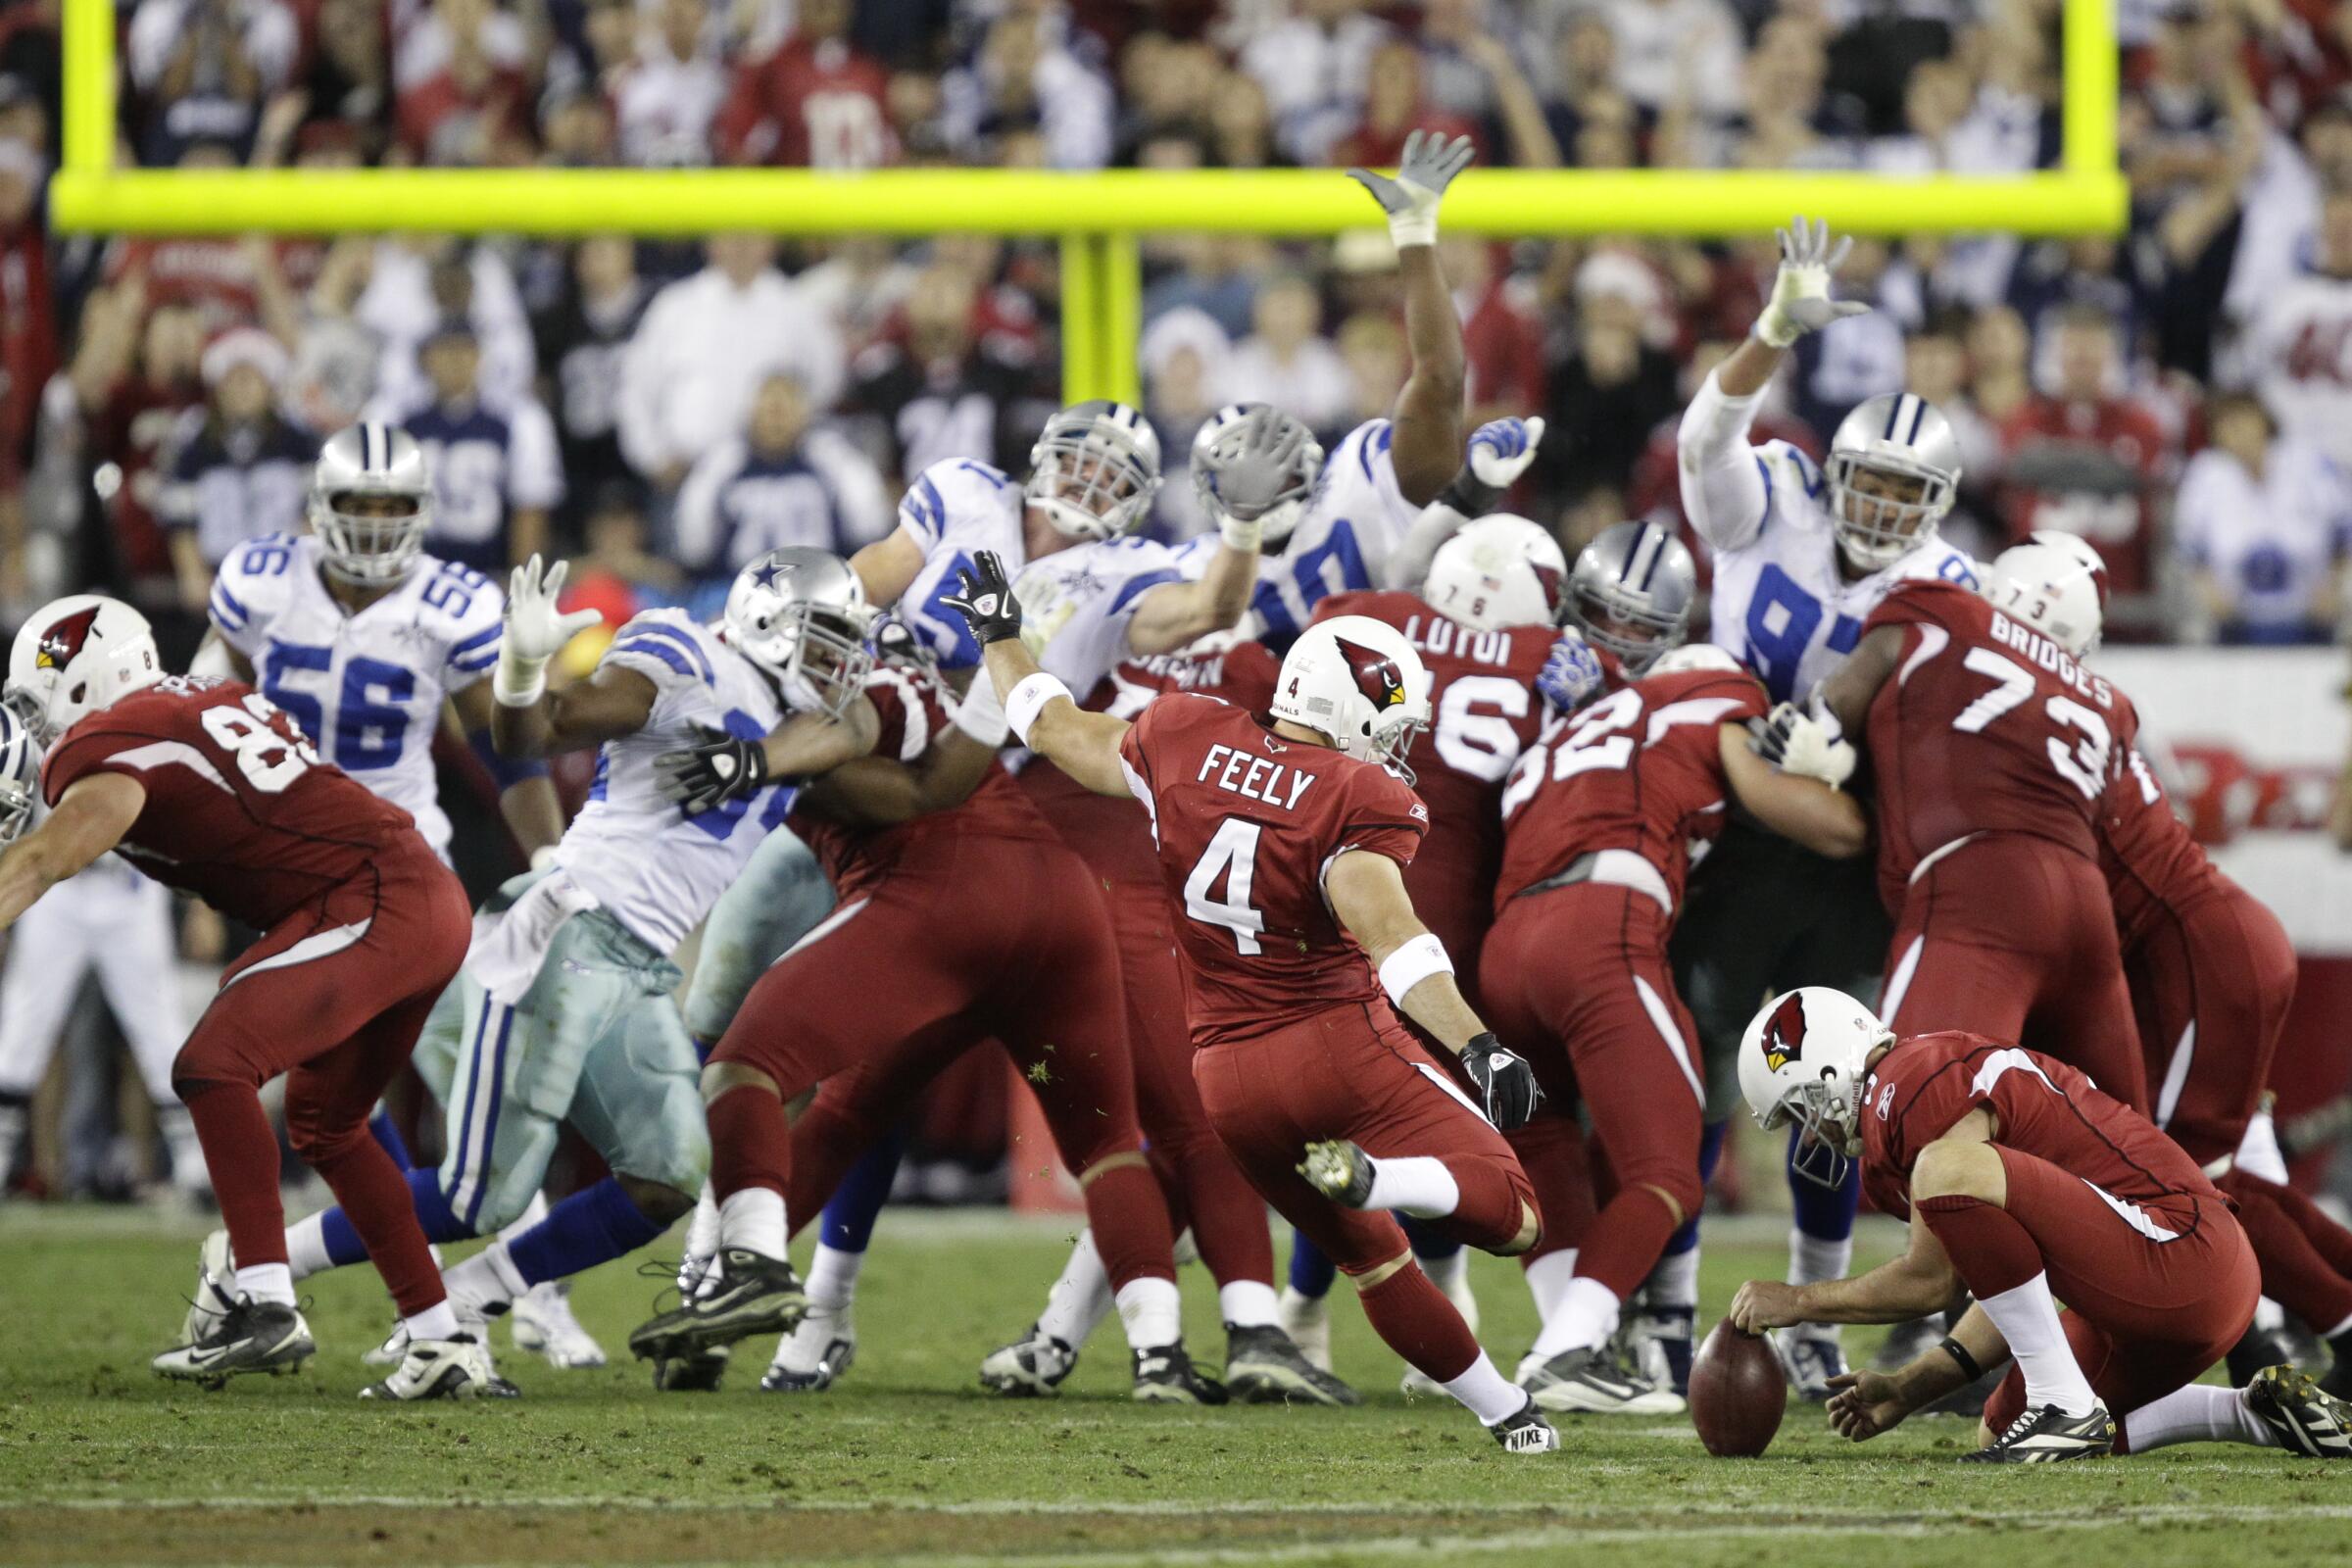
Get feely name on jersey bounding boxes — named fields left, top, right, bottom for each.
left=1196, top=739, right=1318, bottom=812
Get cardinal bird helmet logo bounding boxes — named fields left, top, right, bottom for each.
left=33, top=607, right=100, bottom=671
left=1531, top=561, right=1566, bottom=619
left=1761, top=992, right=1808, bottom=1073
left=1335, top=635, right=1407, bottom=710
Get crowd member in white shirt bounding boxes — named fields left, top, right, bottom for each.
left=1221, top=274, right=1352, bottom=440
left=616, top=235, right=847, bottom=494
left=2177, top=391, right=2352, bottom=644
left=612, top=0, right=730, bottom=167
left=2237, top=190, right=2352, bottom=468
left=1238, top=0, right=1391, bottom=166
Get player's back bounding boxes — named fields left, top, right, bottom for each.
left=1494, top=664, right=1767, bottom=914
left=2099, top=749, right=2228, bottom=949
left=1859, top=1030, right=2221, bottom=1219
left=1862, top=579, right=2133, bottom=903
left=38, top=674, right=423, bottom=930
left=1117, top=692, right=1428, bottom=1047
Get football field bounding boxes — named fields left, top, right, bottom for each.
left=0, top=1205, right=2344, bottom=1568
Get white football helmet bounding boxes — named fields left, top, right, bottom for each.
left=1826, top=392, right=1962, bottom=572
left=1737, top=987, right=1894, bottom=1189
left=1026, top=400, right=1162, bottom=541
left=1424, top=514, right=1568, bottom=633
left=1268, top=613, right=1432, bottom=781
left=720, top=548, right=877, bottom=720
left=0, top=697, right=39, bottom=844
left=6, top=595, right=165, bottom=745
left=311, top=421, right=435, bottom=587
left=1190, top=402, right=1323, bottom=552
left=1985, top=530, right=2107, bottom=658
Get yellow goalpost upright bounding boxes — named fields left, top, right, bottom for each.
left=46, top=0, right=2125, bottom=406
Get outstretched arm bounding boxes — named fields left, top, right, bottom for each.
left=1129, top=408, right=1315, bottom=655
left=1349, top=131, right=1474, bottom=507
left=945, top=551, right=1135, bottom=799
left=489, top=556, right=628, bottom=758
left=1379, top=416, right=1545, bottom=592
left=0, top=773, right=144, bottom=929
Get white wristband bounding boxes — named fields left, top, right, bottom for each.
left=1387, top=211, right=1438, bottom=250
left=494, top=651, right=548, bottom=709
left=952, top=667, right=1011, bottom=748
left=1378, top=932, right=1453, bottom=1008
left=1005, top=672, right=1074, bottom=748
left=1216, top=507, right=1263, bottom=554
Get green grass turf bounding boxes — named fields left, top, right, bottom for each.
left=0, top=1203, right=2343, bottom=1567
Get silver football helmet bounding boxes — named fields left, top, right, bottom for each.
left=311, top=421, right=435, bottom=586
left=722, top=548, right=877, bottom=719
left=1566, top=520, right=1695, bottom=675
left=1191, top=402, right=1323, bottom=553
left=1826, top=392, right=1962, bottom=572
left=1026, top=400, right=1162, bottom=541
left=0, top=696, right=39, bottom=845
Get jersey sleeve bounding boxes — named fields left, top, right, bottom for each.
left=1117, top=689, right=1216, bottom=805
left=859, top=667, right=936, bottom=762
left=599, top=611, right=717, bottom=731
left=206, top=534, right=301, bottom=662
left=894, top=461, right=964, bottom=555
left=39, top=716, right=158, bottom=808
left=1322, top=420, right=1408, bottom=524
left=422, top=561, right=507, bottom=695
left=1330, top=764, right=1429, bottom=870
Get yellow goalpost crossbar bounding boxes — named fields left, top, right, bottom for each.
left=46, top=0, right=2124, bottom=404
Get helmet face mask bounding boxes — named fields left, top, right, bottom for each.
left=1738, top=987, right=1891, bottom=1191
left=722, top=549, right=877, bottom=720
left=311, top=423, right=435, bottom=587
left=1826, top=393, right=1963, bottom=572
left=1566, top=521, right=1694, bottom=675
left=0, top=698, right=37, bottom=847
left=1189, top=403, right=1322, bottom=554
left=1026, top=401, right=1162, bottom=542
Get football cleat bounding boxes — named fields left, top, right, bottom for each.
left=1871, top=1313, right=1946, bottom=1376
left=1131, top=1342, right=1229, bottom=1404
left=1276, top=1287, right=1333, bottom=1373
left=1297, top=1141, right=1374, bottom=1208
left=979, top=1323, right=1079, bottom=1397
left=1961, top=1402, right=2114, bottom=1463
left=760, top=1304, right=856, bottom=1394
left=363, top=1321, right=410, bottom=1368
left=652, top=1347, right=729, bottom=1393
left=179, top=1228, right=236, bottom=1347
left=2245, top=1364, right=2352, bottom=1458
left=1623, top=1304, right=1696, bottom=1398
left=628, top=1249, right=805, bottom=1361
left=1224, top=1323, right=1358, bottom=1406
left=153, top=1297, right=313, bottom=1386
left=1517, top=1346, right=1684, bottom=1414
left=1491, top=1396, right=1562, bottom=1454
left=1776, top=1328, right=1849, bottom=1401
left=511, top=1280, right=608, bottom=1370
left=359, top=1333, right=509, bottom=1401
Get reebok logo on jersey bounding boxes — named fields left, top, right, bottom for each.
left=1761, top=992, right=1808, bottom=1072
left=1335, top=636, right=1407, bottom=710
left=33, top=606, right=100, bottom=669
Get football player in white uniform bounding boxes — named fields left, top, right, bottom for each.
left=189, top=549, right=880, bottom=1393
left=1653, top=218, right=1984, bottom=1401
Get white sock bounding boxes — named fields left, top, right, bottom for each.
left=2236, top=1108, right=2289, bottom=1185
left=1530, top=1276, right=1622, bottom=1359
left=805, top=1242, right=865, bottom=1311
left=1037, top=1230, right=1117, bottom=1348
left=284, top=1212, right=335, bottom=1282
left=2255, top=1294, right=2286, bottom=1333
left=1279, top=1284, right=1327, bottom=1324
left=235, top=1262, right=296, bottom=1306
left=1421, top=1247, right=1469, bottom=1294
left=2325, top=1307, right=2352, bottom=1341
left=2120, top=1384, right=2278, bottom=1451
left=685, top=1185, right=721, bottom=1261
left=1646, top=1247, right=1699, bottom=1311
left=404, top=1300, right=461, bottom=1343
left=1364, top=1155, right=1460, bottom=1219
left=444, top=1242, right=525, bottom=1317
left=1219, top=1279, right=1280, bottom=1329
left=1978, top=1272, right=2098, bottom=1418
left=1522, top=1249, right=1581, bottom=1324
left=1787, top=1226, right=1852, bottom=1286
left=498, top=1189, right=550, bottom=1244
left=1114, top=1274, right=1182, bottom=1351
left=1442, top=1349, right=1529, bottom=1425
left=718, top=1188, right=788, bottom=1260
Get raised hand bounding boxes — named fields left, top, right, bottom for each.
left=1348, top=128, right=1476, bottom=248
left=1754, top=216, right=1872, bottom=349
left=495, top=554, right=602, bottom=708
left=1467, top=416, right=1545, bottom=491
left=1200, top=407, right=1314, bottom=552
left=938, top=550, right=1024, bottom=646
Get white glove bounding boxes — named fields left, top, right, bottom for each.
left=1467, top=416, right=1545, bottom=490
left=1753, top=217, right=1872, bottom=350
left=496, top=555, right=602, bottom=709
left=951, top=666, right=1010, bottom=748
left=1347, top=128, right=1475, bottom=250
left=1753, top=698, right=1857, bottom=788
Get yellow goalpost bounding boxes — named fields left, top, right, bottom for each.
left=46, top=0, right=2125, bottom=405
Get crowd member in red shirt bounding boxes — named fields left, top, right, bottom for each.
left=1329, top=42, right=1483, bottom=171
left=712, top=0, right=895, bottom=170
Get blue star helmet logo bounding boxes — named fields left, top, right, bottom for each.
left=750, top=562, right=788, bottom=591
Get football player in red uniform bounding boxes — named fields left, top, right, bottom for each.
left=1764, top=535, right=2148, bottom=1109
left=950, top=550, right=1559, bottom=1453
left=1487, top=523, right=1871, bottom=1414
left=0, top=596, right=486, bottom=1396
left=1729, top=988, right=2350, bottom=1461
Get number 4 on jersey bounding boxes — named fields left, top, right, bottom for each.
left=1185, top=817, right=1265, bottom=955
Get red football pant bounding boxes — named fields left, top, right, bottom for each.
left=707, top=837, right=1176, bottom=1291
left=2126, top=888, right=2297, bottom=1168
left=1979, top=1146, right=2258, bottom=1435
left=1882, top=835, right=2148, bottom=1111
left=1403, top=843, right=1494, bottom=1012
left=2222, top=1169, right=2352, bottom=1338
left=1480, top=884, right=1704, bottom=1294
left=171, top=849, right=469, bottom=1317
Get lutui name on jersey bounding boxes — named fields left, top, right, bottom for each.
left=1198, top=742, right=1318, bottom=810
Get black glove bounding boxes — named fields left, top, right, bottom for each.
left=655, top=724, right=769, bottom=815
left=938, top=550, right=1023, bottom=646
left=1461, top=1032, right=1542, bottom=1131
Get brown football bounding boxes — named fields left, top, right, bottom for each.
left=1689, top=1317, right=1787, bottom=1457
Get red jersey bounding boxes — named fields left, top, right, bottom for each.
left=1997, top=396, right=2168, bottom=599
left=1117, top=693, right=1429, bottom=1047
left=1312, top=591, right=1552, bottom=938
left=1862, top=580, right=2137, bottom=908
left=1020, top=639, right=1282, bottom=889
left=39, top=675, right=426, bottom=930
left=1858, top=1030, right=2224, bottom=1222
left=793, top=664, right=1055, bottom=900
left=2099, top=747, right=2230, bottom=950
left=1494, top=664, right=1767, bottom=912
left=713, top=37, right=895, bottom=170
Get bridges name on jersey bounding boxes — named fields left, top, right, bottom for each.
left=1250, top=419, right=1419, bottom=646
left=1707, top=439, right=1982, bottom=704
left=209, top=532, right=503, bottom=859
left=557, top=610, right=797, bottom=955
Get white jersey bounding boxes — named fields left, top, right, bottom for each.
left=894, top=458, right=1028, bottom=672
left=1705, top=440, right=1984, bottom=705
left=552, top=611, right=796, bottom=955
left=2240, top=272, right=2352, bottom=467
left=1013, top=533, right=1188, bottom=693
left=208, top=533, right=504, bottom=858
left=1252, top=418, right=1418, bottom=644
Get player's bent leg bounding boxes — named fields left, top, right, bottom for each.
left=2221, top=1169, right=2352, bottom=1396
left=679, top=827, right=835, bottom=1046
